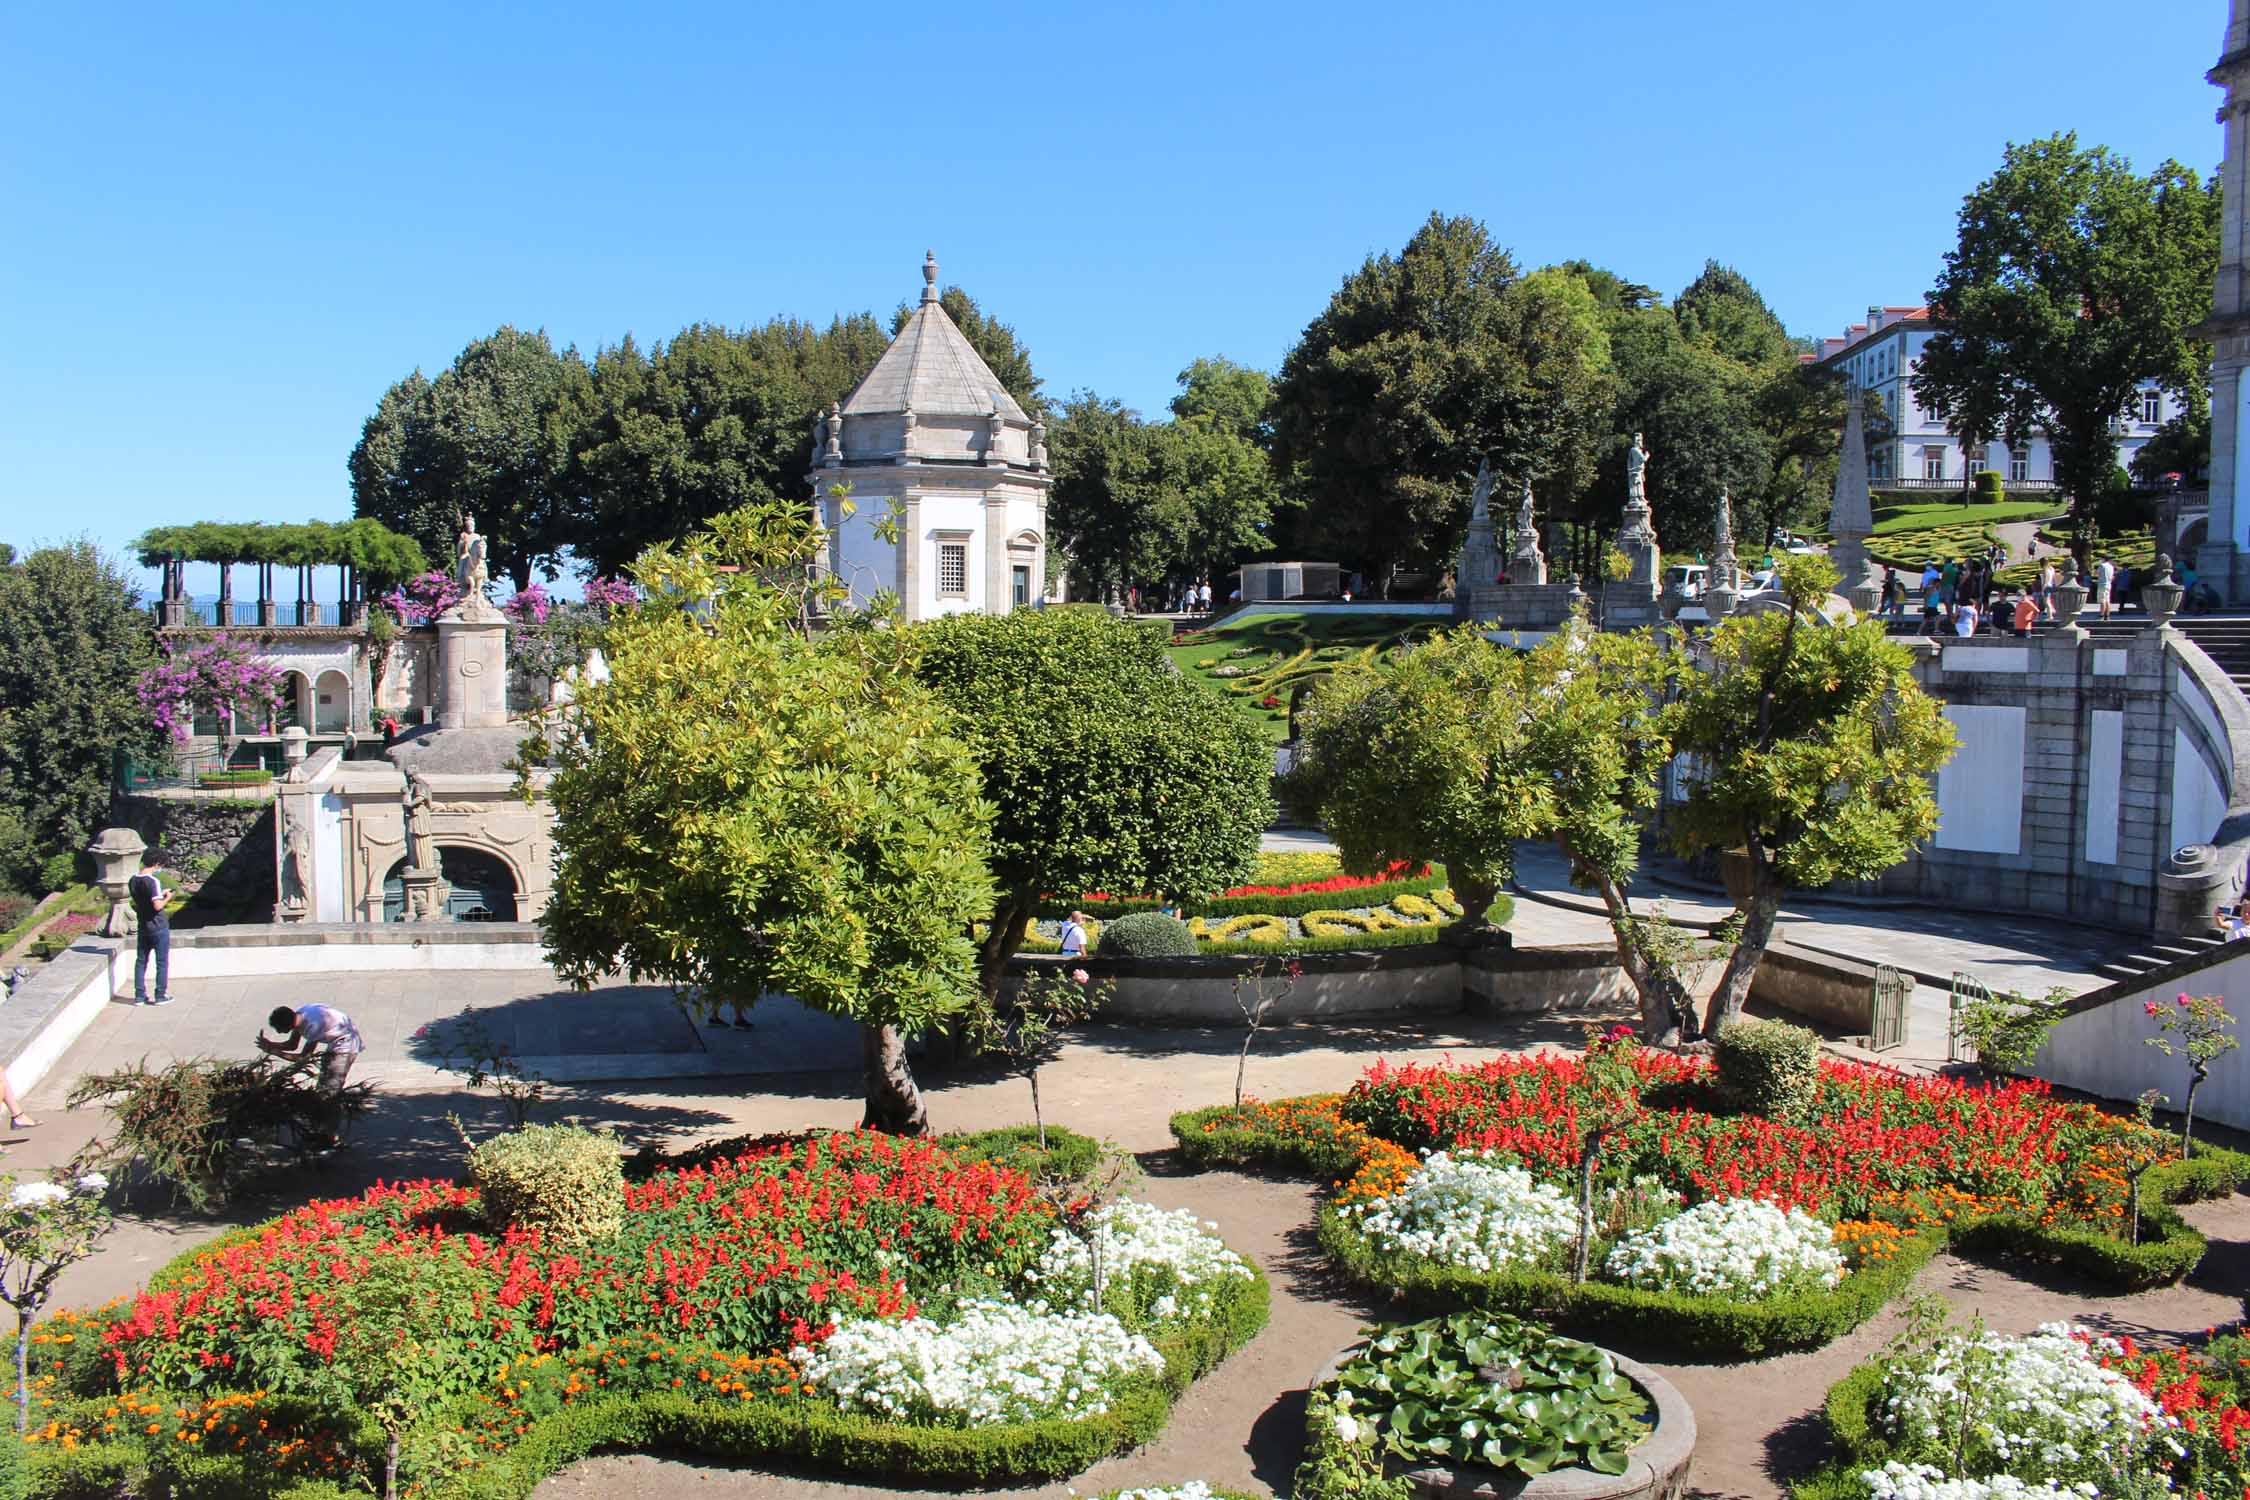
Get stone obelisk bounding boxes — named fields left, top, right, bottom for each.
left=1829, top=398, right=1880, bottom=613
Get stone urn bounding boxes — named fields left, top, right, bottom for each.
left=1702, top=582, right=1737, bottom=622
left=1312, top=1342, right=1696, bottom=1500
left=2050, top=557, right=2088, bottom=625
left=2141, top=554, right=2185, bottom=627
left=86, top=827, right=147, bottom=938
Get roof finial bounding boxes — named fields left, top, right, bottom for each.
left=922, top=249, right=939, bottom=305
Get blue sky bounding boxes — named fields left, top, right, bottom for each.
left=0, top=2, right=2227, bottom=598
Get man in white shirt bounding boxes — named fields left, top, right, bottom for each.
left=2095, top=556, right=2116, bottom=619
left=1953, top=600, right=1979, bottom=638
left=1057, top=910, right=1090, bottom=958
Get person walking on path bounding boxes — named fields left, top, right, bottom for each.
left=1057, top=910, right=1090, bottom=959
left=1919, top=577, right=1943, bottom=636
left=2096, top=555, right=2117, bottom=619
left=128, top=849, right=174, bottom=1006
left=259, top=1003, right=366, bottom=1144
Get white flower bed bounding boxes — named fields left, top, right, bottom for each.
left=1026, top=1200, right=1253, bottom=1320
left=1349, top=1152, right=1576, bottom=1273
left=1107, top=1485, right=1220, bottom=1500
left=1858, top=1462, right=2101, bottom=1499
left=792, top=1300, right=1163, bottom=1425
left=1879, top=1323, right=2162, bottom=1477
left=1602, top=1197, right=1843, bottom=1298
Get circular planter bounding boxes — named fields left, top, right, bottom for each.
left=1311, top=1342, right=1695, bottom=1500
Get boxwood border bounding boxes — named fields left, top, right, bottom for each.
left=1169, top=1099, right=2237, bottom=1359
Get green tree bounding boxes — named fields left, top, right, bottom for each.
left=1666, top=555, right=1957, bottom=1035
left=1675, top=260, right=1794, bottom=370
left=912, top=608, right=1271, bottom=1001
left=0, top=543, right=161, bottom=888
left=349, top=328, right=592, bottom=591
left=1171, top=356, right=1275, bottom=445
left=1915, top=134, right=2220, bottom=526
left=529, top=501, right=995, bottom=1134
left=1270, top=213, right=1612, bottom=592
left=1597, top=303, right=1771, bottom=550
left=892, top=286, right=1043, bottom=413
left=1285, top=620, right=1695, bottom=1038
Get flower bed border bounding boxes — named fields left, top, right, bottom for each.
left=1169, top=1101, right=2241, bottom=1360
left=30, top=1265, right=1268, bottom=1499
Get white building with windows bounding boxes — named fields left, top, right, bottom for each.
left=807, top=252, right=1051, bottom=621
left=1811, top=304, right=2170, bottom=489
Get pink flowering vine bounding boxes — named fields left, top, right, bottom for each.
left=379, top=571, right=466, bottom=627
left=134, top=638, right=285, bottom=744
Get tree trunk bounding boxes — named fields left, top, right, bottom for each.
left=1700, top=854, right=1782, bottom=1038
left=861, top=1023, right=928, bottom=1135
left=1561, top=839, right=1691, bottom=1046
left=13, top=1311, right=26, bottom=1434
left=2184, top=1067, right=2206, bottom=1160
left=977, top=889, right=1036, bottom=1004
left=1029, top=1069, right=1045, bottom=1151
left=1573, top=1130, right=1606, bottom=1284
left=384, top=1431, right=399, bottom=1500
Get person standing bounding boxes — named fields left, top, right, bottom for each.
left=1919, top=577, right=1943, bottom=636
left=1954, top=597, right=1980, bottom=638
left=2095, top=555, right=2117, bottom=620
left=128, top=849, right=174, bottom=1006
left=2012, top=591, right=2038, bottom=638
left=2037, top=558, right=2057, bottom=620
left=1057, top=910, right=1090, bottom=959
left=1881, top=567, right=1902, bottom=616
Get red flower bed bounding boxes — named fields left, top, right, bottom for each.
left=1344, top=1053, right=2095, bottom=1219
left=101, top=1132, right=1052, bottom=1392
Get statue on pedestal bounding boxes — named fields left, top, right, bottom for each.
left=1510, top=478, right=1548, bottom=585
left=1454, top=459, right=1503, bottom=615
left=403, top=772, right=436, bottom=874
left=1624, top=432, right=1650, bottom=508
left=454, top=512, right=489, bottom=596
left=823, top=402, right=843, bottom=465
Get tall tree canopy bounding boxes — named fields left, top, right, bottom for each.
left=1915, top=133, right=2220, bottom=524
left=1046, top=391, right=1280, bottom=597
left=911, top=607, right=1271, bottom=1000
left=0, top=542, right=162, bottom=889
left=1269, top=213, right=1612, bottom=591
left=531, top=502, right=994, bottom=1133
left=1171, top=356, right=1275, bottom=445
left=348, top=327, right=592, bottom=592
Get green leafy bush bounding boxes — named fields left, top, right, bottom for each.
left=1953, top=988, right=2066, bottom=1076
left=1713, top=1019, right=1820, bottom=1122
left=1975, top=469, right=2004, bottom=501
left=469, top=1125, right=623, bottom=1245
left=936, top=1125, right=1102, bottom=1184
left=67, top=1055, right=375, bottom=1211
left=1097, top=912, right=1197, bottom=958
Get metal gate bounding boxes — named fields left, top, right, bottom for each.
left=1949, top=972, right=1992, bottom=1063
left=1870, top=963, right=1912, bottom=1052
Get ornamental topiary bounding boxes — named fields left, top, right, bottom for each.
left=1099, top=912, right=1198, bottom=959
left=1974, top=468, right=2005, bottom=502
left=469, top=1124, right=624, bottom=1245
left=1712, top=1018, right=1821, bottom=1123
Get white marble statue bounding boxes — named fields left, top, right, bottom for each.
left=1624, top=433, right=1651, bottom=507
left=454, top=511, right=489, bottom=595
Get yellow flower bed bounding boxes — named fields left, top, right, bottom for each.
left=1193, top=913, right=1290, bottom=945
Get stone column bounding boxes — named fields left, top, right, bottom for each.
left=2199, top=5, right=2250, bottom=600
left=897, top=494, right=923, bottom=622
left=984, top=494, right=1010, bottom=615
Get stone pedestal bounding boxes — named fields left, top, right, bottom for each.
left=1602, top=578, right=1663, bottom=631
left=400, top=866, right=450, bottom=923
left=434, top=604, right=509, bottom=730
left=280, top=726, right=310, bottom=780
left=86, top=828, right=146, bottom=939
left=1829, top=536, right=1881, bottom=614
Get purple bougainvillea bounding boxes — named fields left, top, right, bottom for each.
left=580, top=576, right=638, bottom=612
left=503, top=583, right=552, bottom=625
left=379, top=571, right=466, bottom=627
left=135, top=637, right=285, bottom=743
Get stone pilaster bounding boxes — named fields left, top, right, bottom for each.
left=984, top=494, right=1009, bottom=614
left=2198, top=7, right=2250, bottom=599
left=433, top=608, right=509, bottom=730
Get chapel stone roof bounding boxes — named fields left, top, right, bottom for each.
left=838, top=252, right=1029, bottom=423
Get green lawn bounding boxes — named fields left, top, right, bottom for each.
left=1867, top=498, right=2063, bottom=535
left=1167, top=608, right=1441, bottom=743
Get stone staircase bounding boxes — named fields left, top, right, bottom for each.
left=2087, top=930, right=2230, bottom=985
left=2175, top=615, right=2250, bottom=700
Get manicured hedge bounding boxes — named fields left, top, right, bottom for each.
left=1172, top=1099, right=1369, bottom=1180
left=21, top=1271, right=1271, bottom=1499
left=1312, top=1200, right=1943, bottom=1360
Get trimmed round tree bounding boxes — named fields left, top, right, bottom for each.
left=530, top=501, right=995, bottom=1134
left=909, top=607, right=1271, bottom=999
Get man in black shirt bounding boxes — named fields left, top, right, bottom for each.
left=128, top=849, right=174, bottom=1006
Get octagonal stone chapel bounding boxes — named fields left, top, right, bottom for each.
left=809, top=252, right=1052, bottom=620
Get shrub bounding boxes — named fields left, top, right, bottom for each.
left=1097, top=912, right=1197, bottom=958
left=939, top=1125, right=1102, bottom=1183
left=1713, top=1018, right=1820, bottom=1122
left=36, top=852, right=79, bottom=897
left=1975, top=469, right=2005, bottom=502
left=0, top=894, right=29, bottom=933
left=469, top=1125, right=624, bottom=1245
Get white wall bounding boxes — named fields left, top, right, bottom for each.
left=1933, top=704, right=2026, bottom=854
left=2173, top=726, right=2231, bottom=854
left=2034, top=946, right=2250, bottom=1131
left=918, top=493, right=987, bottom=619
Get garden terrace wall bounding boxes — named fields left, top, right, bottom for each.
left=1011, top=937, right=1861, bottom=1027
left=2027, top=935, right=2250, bottom=1132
